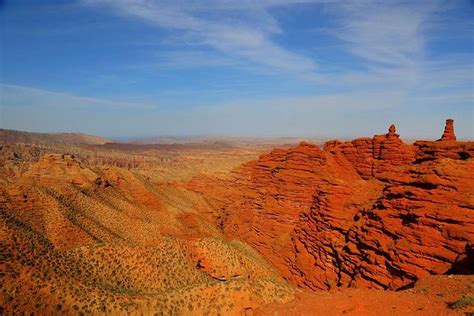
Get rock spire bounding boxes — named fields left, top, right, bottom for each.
left=439, top=118, right=456, bottom=141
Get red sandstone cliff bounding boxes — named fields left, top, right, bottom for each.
left=188, top=119, right=474, bottom=290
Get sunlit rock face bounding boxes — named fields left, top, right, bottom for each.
left=439, top=118, right=457, bottom=141
left=189, top=119, right=474, bottom=290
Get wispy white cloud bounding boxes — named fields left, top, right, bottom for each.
left=2, top=82, right=472, bottom=138
left=3, top=1, right=472, bottom=138
left=0, top=84, right=153, bottom=109
left=322, top=56, right=474, bottom=93
left=329, top=1, right=441, bottom=67
left=316, top=1, right=472, bottom=94
left=81, top=0, right=317, bottom=74
left=81, top=0, right=465, bottom=88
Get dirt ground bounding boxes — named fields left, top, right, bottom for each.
left=258, top=275, right=474, bottom=315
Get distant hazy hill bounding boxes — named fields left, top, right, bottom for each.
left=128, top=135, right=329, bottom=147
left=0, top=129, right=110, bottom=145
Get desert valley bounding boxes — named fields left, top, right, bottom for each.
left=1, top=119, right=473, bottom=315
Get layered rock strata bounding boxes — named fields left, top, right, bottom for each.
left=439, top=118, right=456, bottom=141
left=188, top=120, right=474, bottom=290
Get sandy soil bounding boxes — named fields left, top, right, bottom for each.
left=258, top=275, right=474, bottom=315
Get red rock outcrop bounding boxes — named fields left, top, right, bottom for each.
left=439, top=118, right=456, bottom=141
left=188, top=119, right=474, bottom=290
left=325, top=124, right=416, bottom=181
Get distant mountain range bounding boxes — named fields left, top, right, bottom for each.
left=0, top=129, right=110, bottom=145
left=0, top=128, right=332, bottom=148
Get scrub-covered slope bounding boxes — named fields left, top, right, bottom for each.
left=0, top=142, right=292, bottom=315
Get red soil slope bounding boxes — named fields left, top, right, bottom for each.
left=188, top=119, right=474, bottom=291
left=0, top=143, right=294, bottom=314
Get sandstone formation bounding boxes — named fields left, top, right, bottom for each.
left=439, top=118, right=457, bottom=141
left=0, top=139, right=292, bottom=314
left=1, top=121, right=473, bottom=314
left=189, top=119, right=474, bottom=290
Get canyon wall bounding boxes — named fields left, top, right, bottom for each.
left=188, top=119, right=474, bottom=290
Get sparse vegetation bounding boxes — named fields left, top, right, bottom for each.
left=0, top=140, right=291, bottom=314
left=448, top=294, right=474, bottom=310
left=3, top=131, right=472, bottom=315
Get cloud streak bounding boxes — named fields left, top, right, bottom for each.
left=330, top=1, right=441, bottom=67
left=0, top=84, right=154, bottom=109
left=82, top=0, right=461, bottom=87
left=2, top=1, right=472, bottom=138
left=82, top=0, right=317, bottom=74
left=2, top=83, right=472, bottom=138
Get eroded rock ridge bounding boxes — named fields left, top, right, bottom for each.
left=188, top=119, right=474, bottom=290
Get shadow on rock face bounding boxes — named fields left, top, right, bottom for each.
left=446, top=244, right=474, bottom=275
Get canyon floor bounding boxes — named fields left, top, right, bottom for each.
left=1, top=124, right=473, bottom=315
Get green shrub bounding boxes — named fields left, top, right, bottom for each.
left=448, top=294, right=474, bottom=310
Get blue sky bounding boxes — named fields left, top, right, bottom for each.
left=1, top=0, right=473, bottom=139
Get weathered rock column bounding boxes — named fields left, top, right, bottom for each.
left=438, top=118, right=456, bottom=141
